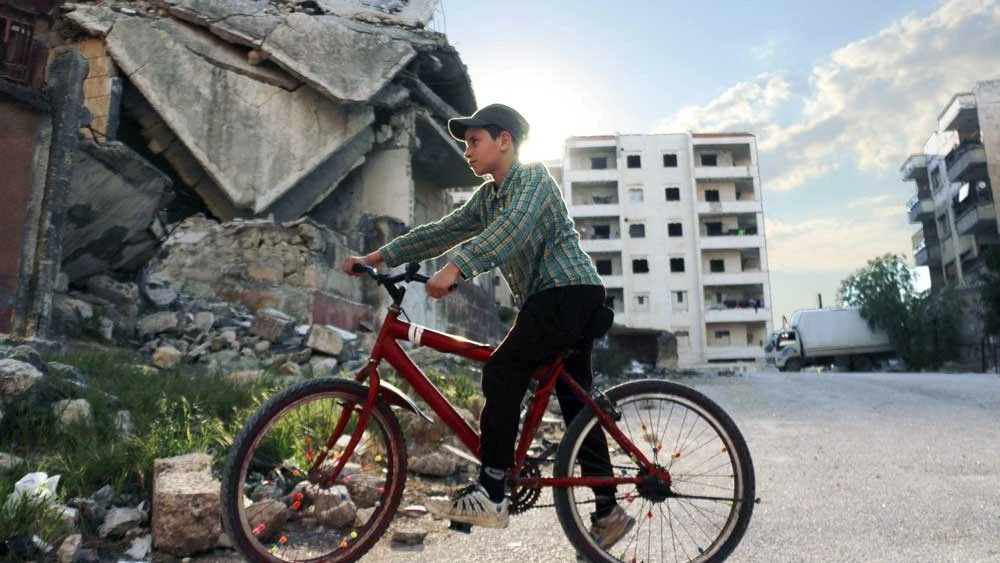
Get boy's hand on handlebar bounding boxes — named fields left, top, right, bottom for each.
left=342, top=251, right=383, bottom=276
left=427, top=262, right=462, bottom=299
left=342, top=256, right=368, bottom=276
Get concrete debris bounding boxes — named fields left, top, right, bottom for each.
left=152, top=453, right=222, bottom=556
left=61, top=141, right=173, bottom=283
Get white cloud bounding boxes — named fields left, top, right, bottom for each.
left=764, top=214, right=914, bottom=273
left=658, top=0, right=1000, bottom=192
left=750, top=38, right=781, bottom=63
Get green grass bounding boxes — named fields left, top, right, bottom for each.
left=0, top=347, right=283, bottom=502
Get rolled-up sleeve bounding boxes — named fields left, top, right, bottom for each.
left=378, top=189, right=483, bottom=267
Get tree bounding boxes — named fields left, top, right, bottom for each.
left=981, top=247, right=1000, bottom=338
left=837, top=253, right=961, bottom=370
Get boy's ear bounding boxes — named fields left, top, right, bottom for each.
left=500, top=130, right=513, bottom=151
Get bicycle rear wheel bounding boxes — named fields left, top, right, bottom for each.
left=553, top=379, right=754, bottom=562
left=221, top=378, right=407, bottom=562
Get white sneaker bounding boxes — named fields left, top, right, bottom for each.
left=426, top=484, right=510, bottom=528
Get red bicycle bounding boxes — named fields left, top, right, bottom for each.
left=221, top=263, right=755, bottom=562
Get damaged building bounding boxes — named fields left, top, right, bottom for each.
left=0, top=0, right=505, bottom=345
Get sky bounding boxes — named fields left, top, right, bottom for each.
left=436, top=0, right=1000, bottom=328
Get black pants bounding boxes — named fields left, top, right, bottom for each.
left=480, top=285, right=614, bottom=495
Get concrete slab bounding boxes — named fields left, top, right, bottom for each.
left=312, top=0, right=439, bottom=28
left=61, top=140, right=173, bottom=282
left=105, top=15, right=374, bottom=214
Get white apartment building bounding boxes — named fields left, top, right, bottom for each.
left=562, top=133, right=773, bottom=367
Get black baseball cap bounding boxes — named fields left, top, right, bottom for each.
left=448, top=103, right=530, bottom=144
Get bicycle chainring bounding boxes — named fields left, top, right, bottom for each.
left=509, top=460, right=543, bottom=514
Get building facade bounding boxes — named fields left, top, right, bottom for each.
left=901, top=82, right=1000, bottom=289
left=562, top=133, right=773, bottom=367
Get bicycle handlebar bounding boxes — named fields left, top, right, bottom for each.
left=352, top=262, right=433, bottom=288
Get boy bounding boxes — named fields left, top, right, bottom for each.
left=342, top=104, right=634, bottom=549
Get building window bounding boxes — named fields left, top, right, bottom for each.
left=710, top=259, right=725, bottom=273
left=635, top=293, right=650, bottom=312
left=627, top=155, right=642, bottom=168
left=714, top=330, right=731, bottom=345
left=595, top=259, right=613, bottom=276
left=632, top=259, right=649, bottom=273
left=668, top=222, right=683, bottom=237
left=673, top=291, right=688, bottom=311
left=628, top=188, right=644, bottom=202
left=669, top=258, right=685, bottom=272
left=663, top=153, right=678, bottom=167
left=628, top=223, right=646, bottom=238
left=665, top=187, right=680, bottom=201
left=706, top=222, right=723, bottom=236
left=701, top=154, right=718, bottom=166
left=590, top=157, right=608, bottom=170
left=705, top=189, right=720, bottom=202
left=1, top=16, right=35, bottom=84
left=593, top=224, right=611, bottom=239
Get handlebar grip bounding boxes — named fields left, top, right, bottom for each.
left=352, top=263, right=377, bottom=276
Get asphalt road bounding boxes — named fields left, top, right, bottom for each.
left=362, top=370, right=1000, bottom=563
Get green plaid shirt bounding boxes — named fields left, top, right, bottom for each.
left=379, top=161, right=602, bottom=305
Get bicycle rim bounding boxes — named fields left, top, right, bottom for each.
left=555, top=381, right=754, bottom=563
left=224, top=381, right=406, bottom=562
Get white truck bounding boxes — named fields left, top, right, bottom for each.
left=764, top=307, right=894, bottom=372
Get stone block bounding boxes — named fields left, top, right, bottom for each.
left=152, top=345, right=183, bottom=369
left=137, top=312, right=179, bottom=339
left=53, top=399, right=93, bottom=426
left=250, top=308, right=293, bottom=343
left=152, top=453, right=221, bottom=556
left=0, top=359, right=44, bottom=398
left=247, top=260, right=283, bottom=284
left=306, top=324, right=345, bottom=356
left=88, top=56, right=116, bottom=78
left=78, top=38, right=106, bottom=59
left=83, top=76, right=112, bottom=99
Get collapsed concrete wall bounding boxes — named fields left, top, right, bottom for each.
left=62, top=140, right=174, bottom=283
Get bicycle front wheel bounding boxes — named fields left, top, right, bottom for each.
left=221, top=378, right=407, bottom=562
left=553, top=379, right=755, bottom=563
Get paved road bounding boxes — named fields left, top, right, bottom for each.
left=363, top=370, right=1000, bottom=563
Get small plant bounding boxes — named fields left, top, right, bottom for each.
left=0, top=472, right=69, bottom=559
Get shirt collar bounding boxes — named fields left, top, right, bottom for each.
left=488, top=161, right=522, bottom=200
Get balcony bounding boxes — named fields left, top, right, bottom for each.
left=907, top=195, right=934, bottom=223
left=700, top=234, right=764, bottom=250
left=956, top=201, right=998, bottom=236
left=941, top=234, right=976, bottom=265
left=580, top=238, right=623, bottom=253
left=566, top=168, right=619, bottom=183
left=938, top=93, right=977, bottom=133
left=900, top=154, right=928, bottom=182
left=704, top=346, right=764, bottom=361
left=570, top=203, right=621, bottom=218
left=914, top=242, right=941, bottom=267
left=704, top=307, right=770, bottom=323
left=599, top=275, right=624, bottom=288
left=702, top=270, right=769, bottom=286
left=696, top=200, right=763, bottom=215
left=945, top=142, right=987, bottom=183
left=694, top=165, right=754, bottom=181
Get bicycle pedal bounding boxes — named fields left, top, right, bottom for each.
left=448, top=521, right=473, bottom=534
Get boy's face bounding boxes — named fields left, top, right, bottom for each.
left=462, top=126, right=511, bottom=177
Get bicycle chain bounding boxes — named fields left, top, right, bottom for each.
left=512, top=462, right=639, bottom=513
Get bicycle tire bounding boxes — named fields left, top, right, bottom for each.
left=553, top=379, right=755, bottom=562
left=221, top=377, right=407, bottom=562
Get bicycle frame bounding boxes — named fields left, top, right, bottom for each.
left=319, top=302, right=660, bottom=491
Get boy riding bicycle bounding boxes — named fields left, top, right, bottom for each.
left=342, top=104, right=634, bottom=549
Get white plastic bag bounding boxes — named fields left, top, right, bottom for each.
left=6, top=472, right=61, bottom=509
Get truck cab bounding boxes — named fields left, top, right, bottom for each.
left=764, top=330, right=800, bottom=369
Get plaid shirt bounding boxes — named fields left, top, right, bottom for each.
left=379, top=161, right=602, bottom=305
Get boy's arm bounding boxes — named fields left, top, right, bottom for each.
left=378, top=190, right=484, bottom=267
left=450, top=166, right=548, bottom=279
